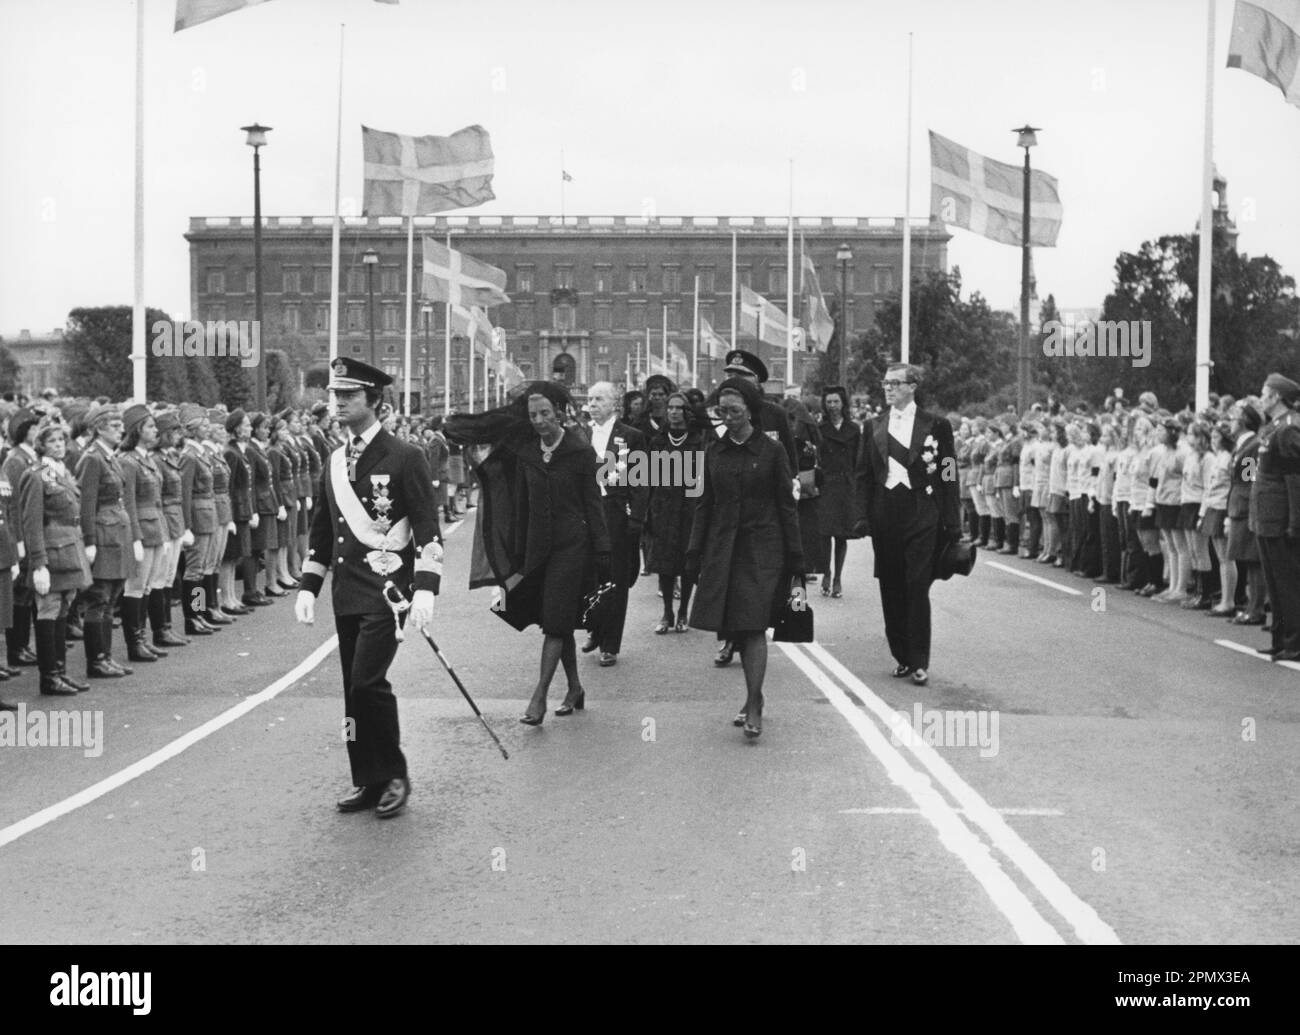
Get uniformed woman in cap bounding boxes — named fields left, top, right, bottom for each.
left=686, top=377, right=803, bottom=739
left=20, top=419, right=93, bottom=695
left=119, top=404, right=168, bottom=663
left=76, top=403, right=134, bottom=678
left=3, top=406, right=42, bottom=670
left=248, top=412, right=287, bottom=598
left=203, top=410, right=237, bottom=622
left=267, top=412, right=297, bottom=592
left=290, top=408, right=316, bottom=578
left=151, top=411, right=190, bottom=648
left=177, top=403, right=221, bottom=635
left=222, top=409, right=260, bottom=609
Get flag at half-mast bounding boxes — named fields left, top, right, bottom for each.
left=450, top=304, right=495, bottom=355
left=929, top=130, right=1062, bottom=247
left=364, top=125, right=495, bottom=217
left=175, top=0, right=396, bottom=31
left=422, top=238, right=510, bottom=308
left=700, top=316, right=728, bottom=359
left=739, top=285, right=791, bottom=349
left=1227, top=0, right=1300, bottom=110
left=799, top=247, right=834, bottom=353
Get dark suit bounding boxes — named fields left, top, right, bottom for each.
left=590, top=420, right=649, bottom=654
left=1250, top=409, right=1300, bottom=652
left=854, top=406, right=961, bottom=671
left=301, top=425, right=442, bottom=790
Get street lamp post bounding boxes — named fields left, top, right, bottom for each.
left=836, top=242, right=852, bottom=387
left=1013, top=125, right=1040, bottom=415
left=420, top=298, right=433, bottom=416
left=242, top=122, right=271, bottom=411
left=363, top=248, right=379, bottom=371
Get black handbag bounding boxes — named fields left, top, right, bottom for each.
left=772, top=576, right=814, bottom=643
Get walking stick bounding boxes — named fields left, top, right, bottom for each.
left=381, top=580, right=509, bottom=760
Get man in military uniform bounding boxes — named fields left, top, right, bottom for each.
left=1251, top=373, right=1300, bottom=661
left=295, top=358, right=442, bottom=819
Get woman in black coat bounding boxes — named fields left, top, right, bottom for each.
left=783, top=397, right=826, bottom=582
left=446, top=382, right=611, bottom=726
left=646, top=391, right=704, bottom=632
left=817, top=385, right=861, bottom=597
left=687, top=378, right=803, bottom=739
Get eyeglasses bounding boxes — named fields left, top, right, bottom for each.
left=880, top=380, right=915, bottom=389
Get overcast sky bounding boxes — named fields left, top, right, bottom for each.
left=2, top=0, right=1298, bottom=335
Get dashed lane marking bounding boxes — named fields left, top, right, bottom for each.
left=983, top=560, right=1084, bottom=596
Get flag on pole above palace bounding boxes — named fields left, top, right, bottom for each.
left=700, top=317, right=728, bottom=359
left=1228, top=0, right=1300, bottom=109
left=363, top=125, right=495, bottom=217
left=929, top=130, right=1062, bottom=247
left=421, top=238, right=510, bottom=308
left=800, top=249, right=834, bottom=352
left=450, top=304, right=495, bottom=355
left=739, top=285, right=791, bottom=349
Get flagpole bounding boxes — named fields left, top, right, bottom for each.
left=901, top=31, right=913, bottom=365
left=483, top=337, right=488, bottom=412
left=692, top=275, right=700, bottom=387
left=730, top=230, right=738, bottom=353
left=132, top=0, right=145, bottom=401
left=560, top=146, right=565, bottom=222
left=662, top=306, right=668, bottom=375
left=1195, top=0, right=1215, bottom=412
left=403, top=216, right=414, bottom=414
left=444, top=232, right=452, bottom=416
left=467, top=309, right=474, bottom=414
left=787, top=159, right=795, bottom=391
left=329, top=24, right=345, bottom=364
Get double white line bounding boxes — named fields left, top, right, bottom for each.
left=777, top=639, right=1121, bottom=945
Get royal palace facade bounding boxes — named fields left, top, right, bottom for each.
left=185, top=214, right=950, bottom=411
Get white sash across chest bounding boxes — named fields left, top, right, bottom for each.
left=329, top=446, right=411, bottom=550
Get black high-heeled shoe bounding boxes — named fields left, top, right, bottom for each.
left=519, top=707, right=545, bottom=726
left=555, top=690, right=585, bottom=716
left=714, top=641, right=735, bottom=666
left=743, top=712, right=762, bottom=739
left=732, top=710, right=747, bottom=728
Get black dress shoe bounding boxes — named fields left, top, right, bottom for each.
left=336, top=785, right=383, bottom=813
left=1231, top=613, right=1265, bottom=626
left=598, top=652, right=617, bottom=667
left=10, top=647, right=38, bottom=667
left=127, top=642, right=159, bottom=662
left=264, top=586, right=288, bottom=598
left=40, top=675, right=80, bottom=696
left=714, top=641, right=735, bottom=666
left=0, top=664, right=20, bottom=677
left=1260, top=645, right=1285, bottom=656
left=103, top=657, right=132, bottom=676
left=242, top=594, right=272, bottom=608
left=88, top=656, right=126, bottom=678
left=222, top=604, right=252, bottom=616
left=891, top=663, right=914, bottom=678
left=375, top=777, right=410, bottom=818
left=911, top=668, right=929, bottom=686
left=154, top=628, right=189, bottom=648
left=204, top=610, right=234, bottom=625
left=184, top=622, right=215, bottom=636
left=59, top=670, right=91, bottom=692
left=1275, top=649, right=1300, bottom=662
left=580, top=635, right=599, bottom=654
left=66, top=621, right=85, bottom=641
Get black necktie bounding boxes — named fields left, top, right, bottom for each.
left=347, top=436, right=364, bottom=481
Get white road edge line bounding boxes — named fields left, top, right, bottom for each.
left=0, top=635, right=339, bottom=851
left=1215, top=638, right=1300, bottom=670
left=801, top=640, right=1122, bottom=946
left=983, top=560, right=1084, bottom=596
left=840, top=807, right=1065, bottom=816
left=776, top=641, right=1065, bottom=944
left=0, top=514, right=466, bottom=851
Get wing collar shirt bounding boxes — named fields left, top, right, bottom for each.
left=589, top=414, right=617, bottom=497
left=886, top=401, right=916, bottom=490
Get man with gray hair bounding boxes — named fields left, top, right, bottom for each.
left=581, top=382, right=648, bottom=666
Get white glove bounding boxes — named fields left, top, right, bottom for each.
left=294, top=590, right=316, bottom=624
left=305, top=497, right=313, bottom=511
left=276, top=506, right=286, bottom=521
left=410, top=589, right=435, bottom=631
left=792, top=477, right=801, bottom=502
left=16, top=542, right=24, bottom=561
left=228, top=522, right=237, bottom=534
left=9, top=564, right=17, bottom=580
left=85, top=544, right=97, bottom=565
left=432, top=481, right=440, bottom=489
left=1012, top=486, right=1020, bottom=499
left=181, top=529, right=195, bottom=547
left=250, top=513, right=260, bottom=529
left=133, top=540, right=144, bottom=562
left=33, top=566, right=50, bottom=596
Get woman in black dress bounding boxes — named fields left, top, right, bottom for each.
left=687, top=378, right=803, bottom=739
left=646, top=391, right=704, bottom=633
left=782, top=397, right=825, bottom=584
left=817, top=386, right=861, bottom=598
left=446, top=382, right=611, bottom=725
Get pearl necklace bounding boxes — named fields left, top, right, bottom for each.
left=539, top=433, right=562, bottom=464
left=667, top=431, right=688, bottom=447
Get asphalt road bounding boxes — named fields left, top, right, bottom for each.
left=2, top=513, right=1297, bottom=944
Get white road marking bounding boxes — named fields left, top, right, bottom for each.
left=799, top=641, right=1122, bottom=945
left=840, top=807, right=1065, bottom=816
left=0, top=518, right=467, bottom=852
left=0, top=636, right=339, bottom=851
left=983, top=560, right=1084, bottom=596
left=1215, top=638, right=1296, bottom=668
left=776, top=641, right=1066, bottom=944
